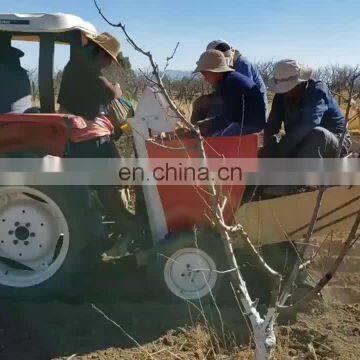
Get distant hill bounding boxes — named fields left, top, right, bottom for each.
left=165, top=69, right=193, bottom=80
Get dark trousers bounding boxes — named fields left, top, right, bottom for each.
left=262, top=127, right=351, bottom=158
left=68, top=136, right=120, bottom=158
left=68, top=137, right=134, bottom=233
left=295, top=127, right=351, bottom=158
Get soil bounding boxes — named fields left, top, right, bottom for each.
left=0, top=238, right=358, bottom=360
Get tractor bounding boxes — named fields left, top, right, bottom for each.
left=0, top=13, right=359, bottom=304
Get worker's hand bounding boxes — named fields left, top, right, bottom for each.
left=174, top=127, right=191, bottom=138
left=114, top=83, right=123, bottom=99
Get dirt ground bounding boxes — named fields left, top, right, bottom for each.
left=0, top=239, right=358, bottom=360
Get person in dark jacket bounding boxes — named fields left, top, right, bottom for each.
left=58, top=32, right=124, bottom=158
left=264, top=59, right=351, bottom=158
left=59, top=32, right=135, bottom=255
left=0, top=33, right=31, bottom=114
left=192, top=49, right=266, bottom=137
left=206, top=40, right=268, bottom=114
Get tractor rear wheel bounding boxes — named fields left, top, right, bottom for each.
left=0, top=186, right=104, bottom=301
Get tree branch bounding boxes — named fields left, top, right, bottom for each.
left=94, top=2, right=284, bottom=356
left=298, top=209, right=360, bottom=304
left=161, top=41, right=180, bottom=79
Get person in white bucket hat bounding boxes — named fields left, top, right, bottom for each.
left=206, top=39, right=268, bottom=114
left=268, top=59, right=312, bottom=94
left=263, top=59, right=351, bottom=158
left=191, top=49, right=266, bottom=137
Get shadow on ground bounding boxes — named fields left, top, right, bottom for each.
left=0, top=258, right=247, bottom=360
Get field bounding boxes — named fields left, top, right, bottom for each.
left=1, top=108, right=359, bottom=359
left=0, top=235, right=358, bottom=360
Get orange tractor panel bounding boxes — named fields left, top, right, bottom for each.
left=146, top=135, right=259, bottom=232
left=0, top=114, right=69, bottom=156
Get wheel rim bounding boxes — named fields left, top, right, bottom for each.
left=0, top=187, right=70, bottom=288
left=164, top=248, right=218, bottom=300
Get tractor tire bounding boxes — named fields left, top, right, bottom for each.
left=0, top=186, right=104, bottom=301
left=146, top=230, right=229, bottom=304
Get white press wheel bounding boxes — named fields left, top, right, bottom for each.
left=164, top=247, right=218, bottom=300
left=147, top=231, right=228, bottom=303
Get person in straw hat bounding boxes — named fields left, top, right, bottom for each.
left=206, top=39, right=268, bottom=114
left=58, top=32, right=123, bottom=127
left=191, top=49, right=266, bottom=137
left=264, top=59, right=351, bottom=158
left=58, top=32, right=136, bottom=253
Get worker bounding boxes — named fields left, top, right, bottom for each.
left=192, top=49, right=266, bottom=136
left=264, top=59, right=351, bottom=158
left=0, top=33, right=32, bottom=114
left=206, top=39, right=268, bottom=114
left=58, top=32, right=134, bottom=256
left=58, top=32, right=123, bottom=157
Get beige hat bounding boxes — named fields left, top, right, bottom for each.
left=269, top=59, right=313, bottom=94
left=86, top=32, right=121, bottom=64
left=193, top=49, right=235, bottom=73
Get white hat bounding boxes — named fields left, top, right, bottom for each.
left=269, top=59, right=313, bottom=94
left=206, top=39, right=234, bottom=58
left=206, top=40, right=231, bottom=51
left=193, top=49, right=235, bottom=73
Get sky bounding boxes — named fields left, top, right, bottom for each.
left=1, top=0, right=359, bottom=72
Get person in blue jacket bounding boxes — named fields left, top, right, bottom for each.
left=264, top=59, right=351, bottom=158
left=207, top=40, right=268, bottom=114
left=192, top=49, right=266, bottom=137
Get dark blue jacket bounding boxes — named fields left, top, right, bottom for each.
left=214, top=71, right=266, bottom=136
left=0, top=64, right=31, bottom=113
left=234, top=57, right=268, bottom=113
left=265, top=80, right=346, bottom=154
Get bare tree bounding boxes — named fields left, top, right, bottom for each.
left=254, top=60, right=275, bottom=87
left=93, top=1, right=360, bottom=358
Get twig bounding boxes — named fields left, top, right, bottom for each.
left=161, top=41, right=180, bottom=80
left=279, top=187, right=326, bottom=305
left=94, top=0, right=194, bottom=132
left=294, top=210, right=360, bottom=306
left=91, top=304, right=156, bottom=360
left=337, top=71, right=360, bottom=157
left=138, top=68, right=158, bottom=87
left=299, top=231, right=333, bottom=270
left=310, top=212, right=360, bottom=295
left=66, top=355, right=77, bottom=360
left=308, top=343, right=318, bottom=360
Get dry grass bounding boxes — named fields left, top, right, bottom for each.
left=62, top=301, right=360, bottom=360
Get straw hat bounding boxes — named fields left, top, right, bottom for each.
left=86, top=32, right=121, bottom=64
left=269, top=59, right=313, bottom=94
left=193, top=49, right=235, bottom=73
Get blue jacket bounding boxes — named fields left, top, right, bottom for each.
left=234, top=57, right=268, bottom=114
left=265, top=80, right=346, bottom=154
left=214, top=71, right=266, bottom=136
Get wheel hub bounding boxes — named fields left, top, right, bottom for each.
left=1, top=203, right=54, bottom=262
left=164, top=248, right=218, bottom=300
left=14, top=226, right=30, bottom=241
left=0, top=187, right=70, bottom=288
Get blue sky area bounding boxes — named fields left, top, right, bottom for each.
left=1, top=0, right=359, bottom=72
